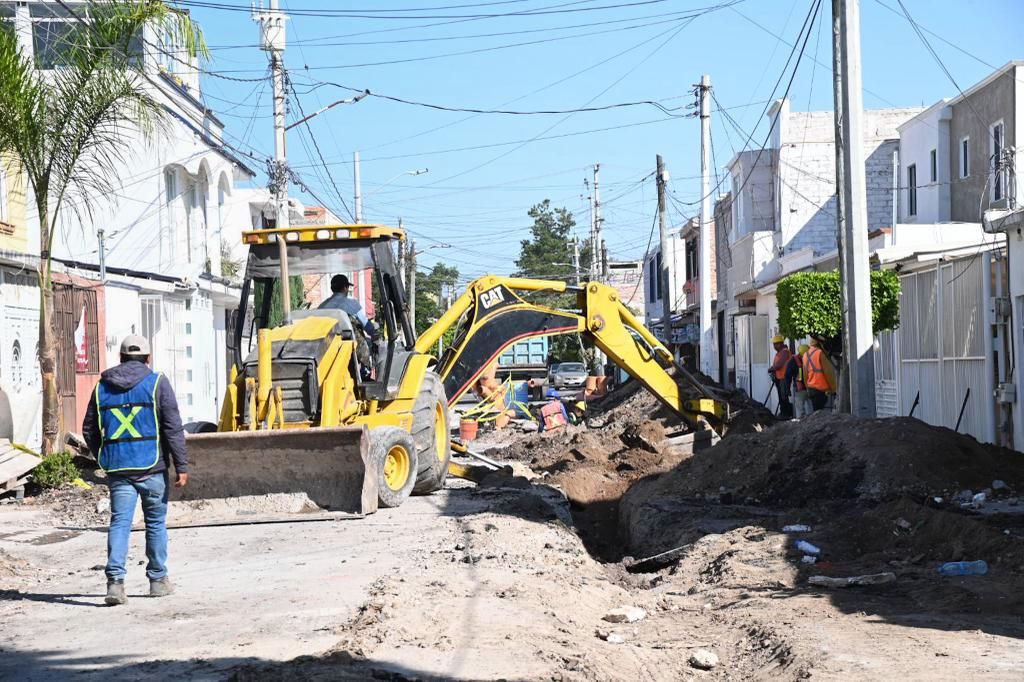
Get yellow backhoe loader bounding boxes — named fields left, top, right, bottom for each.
left=181, top=224, right=725, bottom=515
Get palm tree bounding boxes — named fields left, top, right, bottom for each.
left=0, top=1, right=205, bottom=454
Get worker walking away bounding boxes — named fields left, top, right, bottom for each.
left=83, top=336, right=188, bottom=606
left=789, top=344, right=811, bottom=418
left=768, top=335, right=793, bottom=418
left=802, top=338, right=837, bottom=412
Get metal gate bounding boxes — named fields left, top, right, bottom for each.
left=898, top=256, right=994, bottom=442
left=53, top=283, right=99, bottom=436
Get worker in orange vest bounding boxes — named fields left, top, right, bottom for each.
left=789, top=343, right=810, bottom=418
left=802, top=338, right=837, bottom=412
left=768, top=334, right=793, bottom=418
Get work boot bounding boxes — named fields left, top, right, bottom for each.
left=105, top=579, right=126, bottom=606
left=149, top=577, right=174, bottom=597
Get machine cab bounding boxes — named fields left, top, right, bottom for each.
left=229, top=224, right=416, bottom=406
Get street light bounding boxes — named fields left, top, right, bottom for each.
left=365, top=168, right=430, bottom=198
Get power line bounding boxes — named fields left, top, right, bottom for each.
left=307, top=80, right=685, bottom=117
left=287, top=81, right=355, bottom=221
left=204, top=6, right=730, bottom=51
left=675, top=0, right=821, bottom=208
left=175, top=0, right=673, bottom=20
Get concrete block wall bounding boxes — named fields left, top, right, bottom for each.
left=777, top=108, right=922, bottom=257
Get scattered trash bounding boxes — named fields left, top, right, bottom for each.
left=800, top=555, right=817, bottom=564
left=794, top=540, right=821, bottom=556
left=606, top=633, right=626, bottom=644
left=783, top=524, right=812, bottom=532
left=95, top=498, right=110, bottom=515
left=933, top=497, right=943, bottom=504
left=71, top=478, right=92, bottom=490
left=895, top=518, right=912, bottom=530
left=993, top=480, right=1008, bottom=491
left=808, top=572, right=896, bottom=588
left=971, top=492, right=987, bottom=509
left=602, top=606, right=646, bottom=623
left=937, top=560, right=988, bottom=576
left=688, top=649, right=719, bottom=670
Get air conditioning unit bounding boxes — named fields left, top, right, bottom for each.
left=995, top=382, right=1016, bottom=404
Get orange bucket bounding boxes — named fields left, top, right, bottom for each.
left=459, top=418, right=479, bottom=441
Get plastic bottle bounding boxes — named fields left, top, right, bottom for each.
left=794, top=540, right=821, bottom=556
left=937, top=560, right=988, bottom=576
left=783, top=524, right=812, bottom=532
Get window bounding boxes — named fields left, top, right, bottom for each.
left=0, top=3, right=14, bottom=41
left=732, top=175, right=743, bottom=233
left=992, top=121, right=1005, bottom=202
left=907, top=164, right=917, bottom=217
left=187, top=184, right=198, bottom=263
left=929, top=149, right=937, bottom=183
left=655, top=251, right=663, bottom=301
left=165, top=168, right=178, bottom=261
left=961, top=137, right=970, bottom=178
left=31, top=3, right=87, bottom=70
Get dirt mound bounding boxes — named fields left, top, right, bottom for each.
left=587, top=375, right=775, bottom=437
left=625, top=411, right=1024, bottom=509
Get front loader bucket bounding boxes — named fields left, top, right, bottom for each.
left=178, top=426, right=377, bottom=515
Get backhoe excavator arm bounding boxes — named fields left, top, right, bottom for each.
left=416, top=276, right=726, bottom=433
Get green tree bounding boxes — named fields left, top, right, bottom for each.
left=776, top=270, right=901, bottom=341
left=0, top=1, right=205, bottom=454
left=254, top=276, right=305, bottom=328
left=414, top=263, right=460, bottom=336
left=514, top=200, right=592, bottom=362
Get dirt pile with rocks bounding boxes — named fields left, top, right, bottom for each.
left=619, top=411, right=1024, bottom=571
left=624, top=411, right=1024, bottom=509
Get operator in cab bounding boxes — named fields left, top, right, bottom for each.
left=319, top=274, right=377, bottom=338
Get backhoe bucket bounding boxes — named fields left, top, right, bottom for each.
left=178, top=426, right=378, bottom=515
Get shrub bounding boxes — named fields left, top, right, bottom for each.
left=776, top=270, right=900, bottom=340
left=32, top=451, right=80, bottom=488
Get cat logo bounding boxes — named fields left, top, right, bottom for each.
left=480, top=286, right=506, bottom=310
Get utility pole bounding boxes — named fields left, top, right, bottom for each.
left=256, top=0, right=292, bottom=323
left=353, top=151, right=362, bottom=223
left=97, top=228, right=106, bottom=283
left=585, top=178, right=596, bottom=279
left=593, top=163, right=603, bottom=277
left=601, top=239, right=609, bottom=278
left=408, top=240, right=417, bottom=332
left=698, top=74, right=713, bottom=378
left=571, top=237, right=581, bottom=285
left=656, top=155, right=673, bottom=350
left=397, top=217, right=406, bottom=289
left=832, top=0, right=876, bottom=417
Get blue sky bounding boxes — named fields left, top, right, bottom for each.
left=186, top=0, right=1023, bottom=282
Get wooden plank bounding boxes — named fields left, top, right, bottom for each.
left=0, top=451, right=42, bottom=491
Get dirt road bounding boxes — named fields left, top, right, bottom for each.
left=2, top=472, right=1023, bottom=680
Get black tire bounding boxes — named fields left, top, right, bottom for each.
left=411, top=371, right=452, bottom=495
left=370, top=426, right=418, bottom=508
left=0, top=389, right=12, bottom=441
left=184, top=421, right=218, bottom=434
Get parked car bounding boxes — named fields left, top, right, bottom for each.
left=550, top=362, right=588, bottom=389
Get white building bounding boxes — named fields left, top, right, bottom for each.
left=1, top=1, right=258, bottom=440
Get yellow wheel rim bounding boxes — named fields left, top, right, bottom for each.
left=434, top=402, right=447, bottom=462
left=383, top=444, right=411, bottom=491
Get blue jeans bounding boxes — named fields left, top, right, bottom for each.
left=106, top=472, right=169, bottom=581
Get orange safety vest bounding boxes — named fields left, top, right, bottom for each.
left=772, top=348, right=791, bottom=380
left=803, top=347, right=831, bottom=391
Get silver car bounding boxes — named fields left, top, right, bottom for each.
left=551, top=362, right=588, bottom=389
